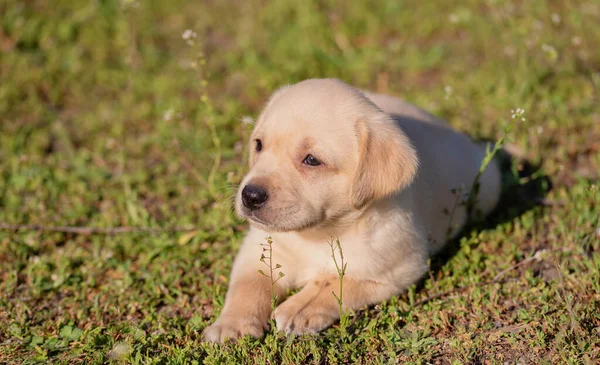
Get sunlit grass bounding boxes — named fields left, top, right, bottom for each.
left=0, top=0, right=598, bottom=363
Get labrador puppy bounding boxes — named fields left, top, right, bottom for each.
left=202, top=78, right=501, bottom=342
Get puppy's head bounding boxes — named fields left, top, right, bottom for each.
left=236, top=79, right=418, bottom=232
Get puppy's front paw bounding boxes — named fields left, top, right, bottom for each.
left=272, top=299, right=337, bottom=335
left=202, top=316, right=265, bottom=343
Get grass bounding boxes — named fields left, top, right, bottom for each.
left=0, top=0, right=599, bottom=363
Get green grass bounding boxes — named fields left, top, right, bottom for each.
left=1, top=0, right=599, bottom=363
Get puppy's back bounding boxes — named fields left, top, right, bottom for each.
left=393, top=114, right=502, bottom=252
left=362, top=91, right=448, bottom=127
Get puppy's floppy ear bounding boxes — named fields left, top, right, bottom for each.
left=351, top=113, right=419, bottom=209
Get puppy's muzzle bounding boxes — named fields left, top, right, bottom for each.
left=241, top=184, right=269, bottom=211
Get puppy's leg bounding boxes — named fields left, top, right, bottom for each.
left=273, top=264, right=427, bottom=335
left=273, top=277, right=394, bottom=334
left=202, top=231, right=290, bottom=343
left=202, top=274, right=284, bottom=342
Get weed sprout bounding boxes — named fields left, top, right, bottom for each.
left=258, top=236, right=285, bottom=312
left=329, top=237, right=349, bottom=338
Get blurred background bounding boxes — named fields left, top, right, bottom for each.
left=0, top=0, right=598, bottom=363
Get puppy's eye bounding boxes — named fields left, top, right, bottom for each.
left=302, top=154, right=321, bottom=166
left=255, top=139, right=263, bottom=152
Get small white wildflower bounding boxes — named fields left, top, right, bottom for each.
left=551, top=13, right=561, bottom=25
left=163, top=109, right=174, bottom=121
left=595, top=226, right=600, bottom=239
left=537, top=126, right=544, bottom=134
left=444, top=85, right=453, bottom=100
left=541, top=43, right=558, bottom=61
left=182, top=29, right=197, bottom=40
left=241, top=116, right=254, bottom=125
left=108, top=343, right=132, bottom=361
left=511, top=108, right=526, bottom=122
left=448, top=13, right=460, bottom=24
left=571, top=36, right=582, bottom=46
left=533, top=249, right=548, bottom=261
left=182, top=29, right=197, bottom=45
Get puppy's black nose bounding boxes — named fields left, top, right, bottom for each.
left=241, top=184, right=268, bottom=210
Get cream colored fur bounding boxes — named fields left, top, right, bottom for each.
left=202, top=78, right=501, bottom=342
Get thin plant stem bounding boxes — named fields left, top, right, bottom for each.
left=444, top=118, right=515, bottom=238
left=329, top=237, right=348, bottom=337
left=258, top=237, right=285, bottom=313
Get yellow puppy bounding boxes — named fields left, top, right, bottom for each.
left=203, top=78, right=501, bottom=342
